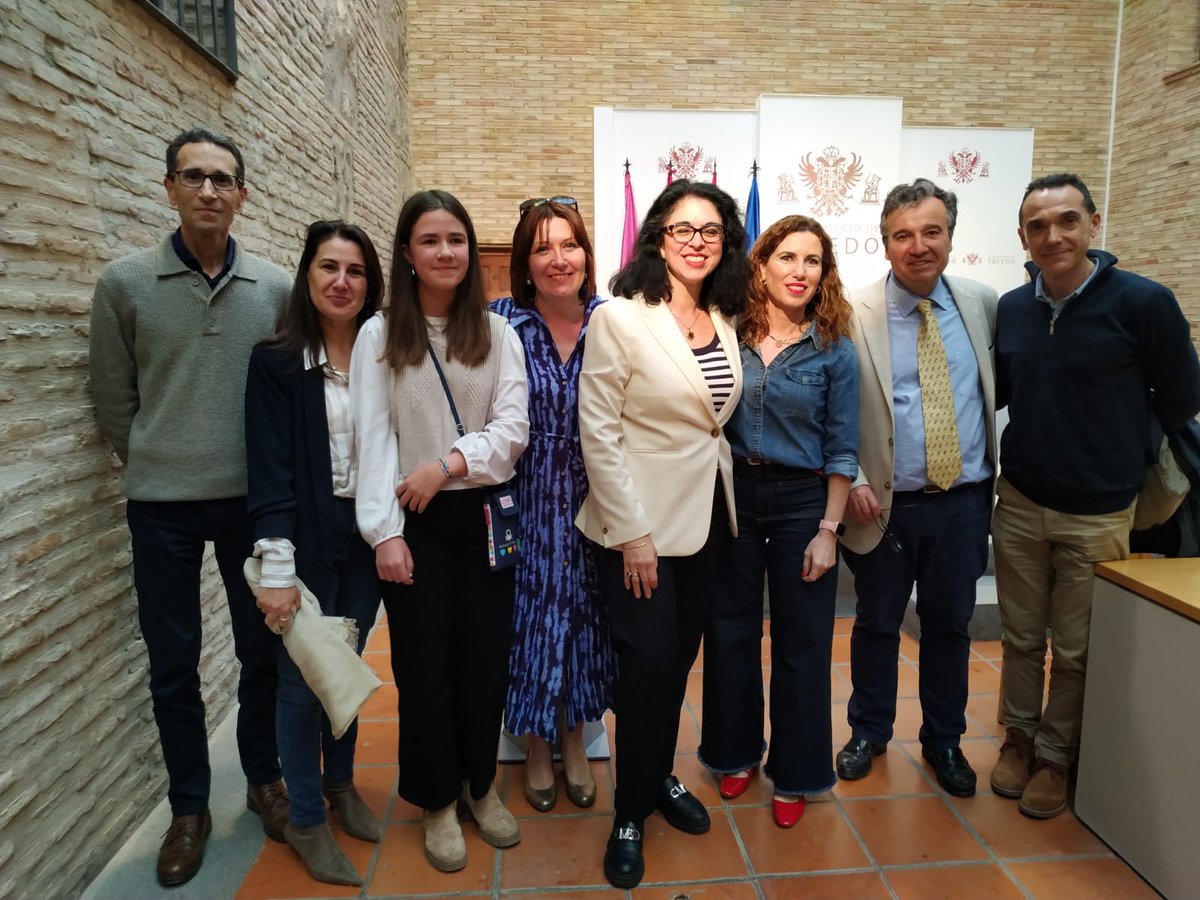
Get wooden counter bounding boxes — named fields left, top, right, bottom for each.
left=1076, top=558, right=1200, bottom=900
left=1093, top=557, right=1200, bottom=623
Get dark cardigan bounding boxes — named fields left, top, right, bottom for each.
left=245, top=345, right=341, bottom=600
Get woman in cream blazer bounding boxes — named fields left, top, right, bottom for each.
left=576, top=180, right=749, bottom=890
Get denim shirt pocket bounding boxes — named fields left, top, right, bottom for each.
left=779, top=369, right=828, bottom=422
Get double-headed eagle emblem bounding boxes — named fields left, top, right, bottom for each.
left=799, top=145, right=863, bottom=216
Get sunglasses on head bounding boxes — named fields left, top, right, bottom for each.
left=519, top=196, right=578, bottom=217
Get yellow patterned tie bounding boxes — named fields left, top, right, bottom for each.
left=916, top=299, right=962, bottom=490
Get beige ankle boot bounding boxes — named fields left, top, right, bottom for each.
left=461, top=782, right=521, bottom=848
left=422, top=802, right=467, bottom=872
left=284, top=821, right=362, bottom=886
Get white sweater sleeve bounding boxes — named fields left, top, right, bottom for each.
left=453, top=322, right=530, bottom=486
left=350, top=314, right=406, bottom=547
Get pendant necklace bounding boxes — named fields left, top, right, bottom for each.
left=767, top=319, right=812, bottom=348
left=671, top=304, right=703, bottom=341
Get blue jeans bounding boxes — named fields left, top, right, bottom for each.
left=126, top=498, right=281, bottom=816
left=276, top=497, right=381, bottom=827
left=841, top=481, right=991, bottom=749
left=700, top=464, right=837, bottom=795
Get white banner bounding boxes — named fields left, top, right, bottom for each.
left=593, top=107, right=757, bottom=293
left=756, top=94, right=903, bottom=290
left=900, top=127, right=1035, bottom=297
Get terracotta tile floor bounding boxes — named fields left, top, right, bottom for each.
left=234, top=619, right=1157, bottom=899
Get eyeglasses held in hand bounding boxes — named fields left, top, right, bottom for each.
left=519, top=196, right=578, bottom=217
left=170, top=168, right=243, bottom=192
left=663, top=222, right=726, bottom=244
left=876, top=515, right=903, bottom=553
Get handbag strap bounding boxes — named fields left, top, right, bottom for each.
left=427, top=344, right=466, bottom=439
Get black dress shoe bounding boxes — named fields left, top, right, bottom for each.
left=603, top=819, right=644, bottom=889
left=836, top=737, right=887, bottom=780
left=922, top=746, right=977, bottom=797
left=655, top=775, right=710, bottom=834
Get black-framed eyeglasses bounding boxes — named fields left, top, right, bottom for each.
left=519, top=196, right=578, bottom=217
left=875, top=514, right=903, bottom=553
left=170, top=168, right=243, bottom=192
left=663, top=222, right=725, bottom=244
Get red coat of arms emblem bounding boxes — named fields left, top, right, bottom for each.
left=799, top=146, right=863, bottom=216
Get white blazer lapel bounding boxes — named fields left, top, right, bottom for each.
left=642, top=300, right=716, bottom=419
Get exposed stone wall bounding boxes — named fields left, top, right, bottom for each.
left=1106, top=0, right=1200, bottom=342
left=407, top=0, right=1120, bottom=245
left=0, top=1, right=408, bottom=896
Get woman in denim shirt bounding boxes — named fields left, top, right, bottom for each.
left=699, top=215, right=858, bottom=828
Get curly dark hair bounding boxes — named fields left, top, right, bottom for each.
left=609, top=180, right=749, bottom=318
left=740, top=215, right=852, bottom=349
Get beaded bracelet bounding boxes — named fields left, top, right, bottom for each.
left=436, top=457, right=452, bottom=480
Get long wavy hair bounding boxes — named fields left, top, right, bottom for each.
left=609, top=180, right=749, bottom=318
left=385, top=189, right=490, bottom=367
left=740, top=215, right=852, bottom=349
left=509, top=201, right=597, bottom=308
left=262, top=219, right=383, bottom=370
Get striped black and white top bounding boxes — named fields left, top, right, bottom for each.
left=692, top=334, right=734, bottom=414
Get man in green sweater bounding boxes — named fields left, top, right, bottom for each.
left=89, top=127, right=292, bottom=886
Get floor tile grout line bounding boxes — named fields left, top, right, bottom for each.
left=828, top=776, right=898, bottom=899
left=715, top=781, right=765, bottom=899
left=893, top=742, right=1036, bottom=899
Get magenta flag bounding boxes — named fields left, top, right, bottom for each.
left=620, top=167, right=638, bottom=267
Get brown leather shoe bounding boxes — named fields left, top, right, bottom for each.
left=247, top=780, right=290, bottom=842
left=1019, top=758, right=1068, bottom=819
left=156, top=810, right=212, bottom=886
left=990, top=727, right=1036, bottom=798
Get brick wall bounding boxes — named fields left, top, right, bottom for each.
left=1106, top=0, right=1200, bottom=343
left=407, top=0, right=1120, bottom=245
left=0, top=1, right=408, bottom=896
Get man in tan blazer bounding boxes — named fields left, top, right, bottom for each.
left=839, top=179, right=998, bottom=798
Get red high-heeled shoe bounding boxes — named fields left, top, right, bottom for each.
left=719, top=769, right=755, bottom=799
left=772, top=795, right=806, bottom=828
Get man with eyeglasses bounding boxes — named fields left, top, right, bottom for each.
left=838, top=179, right=999, bottom=799
left=89, top=126, right=292, bottom=886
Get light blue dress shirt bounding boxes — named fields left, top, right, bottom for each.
left=887, top=273, right=990, bottom=491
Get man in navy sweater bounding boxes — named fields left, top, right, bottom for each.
left=990, top=173, right=1200, bottom=819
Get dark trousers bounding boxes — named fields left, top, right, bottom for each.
left=126, top=498, right=281, bottom=816
left=276, top=496, right=380, bottom=827
left=598, top=482, right=728, bottom=823
left=840, top=481, right=990, bottom=749
left=382, top=488, right=514, bottom=811
left=701, top=466, right=836, bottom=795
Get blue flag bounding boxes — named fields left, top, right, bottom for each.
left=744, top=172, right=761, bottom=254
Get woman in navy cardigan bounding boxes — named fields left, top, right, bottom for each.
left=245, top=220, right=384, bottom=886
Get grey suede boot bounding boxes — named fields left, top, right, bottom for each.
left=324, top=781, right=381, bottom=842
left=284, top=821, right=362, bottom=886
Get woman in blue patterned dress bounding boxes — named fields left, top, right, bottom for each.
left=491, top=199, right=615, bottom=813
